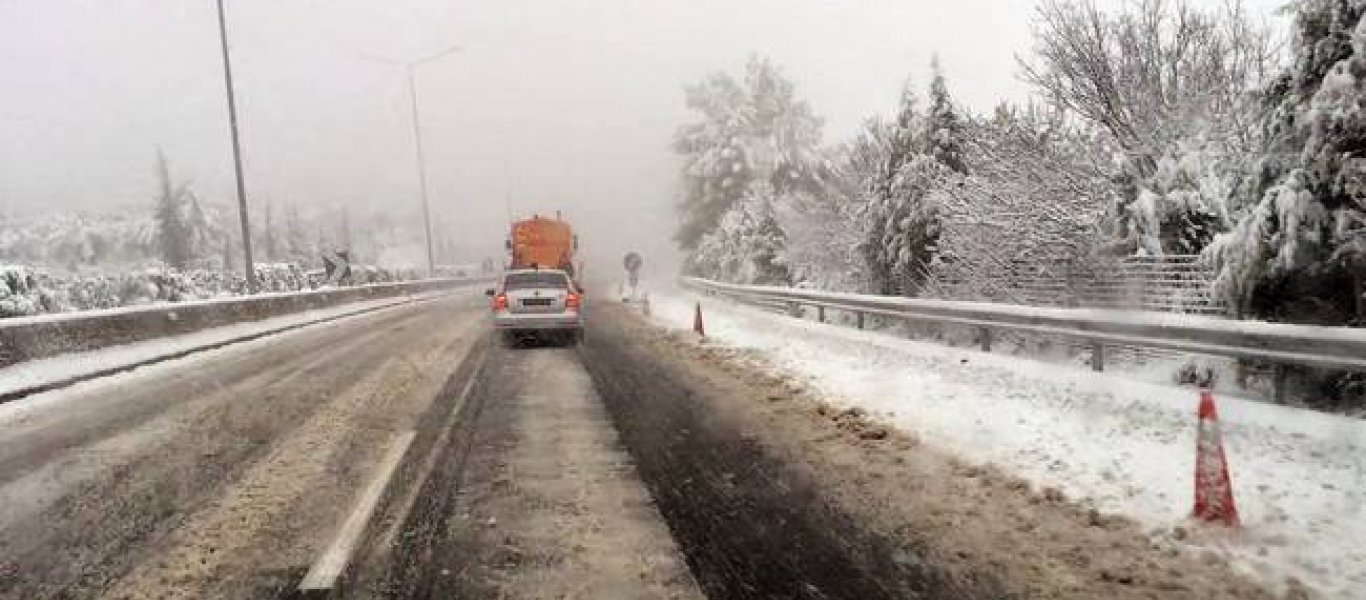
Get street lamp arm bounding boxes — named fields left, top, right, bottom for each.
left=411, top=44, right=464, bottom=67
left=355, top=53, right=404, bottom=67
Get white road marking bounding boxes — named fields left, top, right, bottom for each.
left=299, top=345, right=487, bottom=592
left=376, top=354, right=486, bottom=550
left=298, top=430, right=415, bottom=592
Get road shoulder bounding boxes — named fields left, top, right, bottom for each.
left=595, top=302, right=1285, bottom=600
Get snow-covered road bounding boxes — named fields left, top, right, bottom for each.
left=650, top=289, right=1366, bottom=600
left=0, top=294, right=486, bottom=599
left=0, top=289, right=466, bottom=405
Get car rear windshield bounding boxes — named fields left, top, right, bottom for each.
left=503, top=272, right=570, bottom=290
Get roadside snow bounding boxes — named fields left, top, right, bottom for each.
left=651, top=289, right=1366, bottom=600
left=0, top=290, right=460, bottom=422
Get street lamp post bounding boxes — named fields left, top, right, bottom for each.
left=406, top=64, right=437, bottom=278
left=364, top=46, right=462, bottom=278
left=214, top=0, right=256, bottom=292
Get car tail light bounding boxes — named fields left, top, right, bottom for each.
left=492, top=293, right=508, bottom=311
left=565, top=292, right=581, bottom=309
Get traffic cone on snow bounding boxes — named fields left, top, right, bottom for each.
left=1192, top=388, right=1239, bottom=527
left=693, top=301, right=706, bottom=337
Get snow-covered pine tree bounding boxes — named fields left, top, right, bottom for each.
left=692, top=181, right=791, bottom=285
left=735, top=181, right=791, bottom=285
left=863, top=82, right=921, bottom=295
left=883, top=155, right=948, bottom=293
left=1210, top=0, right=1366, bottom=322
left=925, top=57, right=968, bottom=176
left=863, top=63, right=965, bottom=297
left=339, top=206, right=353, bottom=255
left=285, top=203, right=310, bottom=263
left=672, top=56, right=826, bottom=258
left=223, top=234, right=235, bottom=273
left=152, top=151, right=192, bottom=270
left=180, top=192, right=219, bottom=267
left=263, top=199, right=278, bottom=262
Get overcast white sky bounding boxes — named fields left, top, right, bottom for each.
left=0, top=0, right=1287, bottom=269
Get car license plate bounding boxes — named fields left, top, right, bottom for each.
left=522, top=298, right=553, bottom=306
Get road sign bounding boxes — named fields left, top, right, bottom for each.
left=623, top=252, right=643, bottom=289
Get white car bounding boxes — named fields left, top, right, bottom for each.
left=487, top=269, right=585, bottom=344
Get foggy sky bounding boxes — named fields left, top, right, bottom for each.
left=0, top=0, right=1287, bottom=272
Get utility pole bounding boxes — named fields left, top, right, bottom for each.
left=359, top=45, right=461, bottom=278
left=215, top=0, right=256, bottom=291
left=407, top=66, right=436, bottom=277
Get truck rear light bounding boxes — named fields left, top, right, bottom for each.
left=492, top=293, right=508, bottom=311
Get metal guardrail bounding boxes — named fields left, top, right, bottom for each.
left=682, top=277, right=1366, bottom=403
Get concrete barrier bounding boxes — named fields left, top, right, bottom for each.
left=0, top=278, right=490, bottom=368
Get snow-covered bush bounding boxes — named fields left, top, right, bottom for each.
left=1127, top=140, right=1241, bottom=256
left=0, top=262, right=428, bottom=319
left=925, top=105, right=1112, bottom=303
left=1208, top=0, right=1366, bottom=323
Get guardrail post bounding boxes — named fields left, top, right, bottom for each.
left=1273, top=364, right=1289, bottom=404
left=856, top=312, right=865, bottom=330
left=979, top=327, right=992, bottom=352
left=817, top=305, right=825, bottom=323
left=1091, top=341, right=1105, bottom=372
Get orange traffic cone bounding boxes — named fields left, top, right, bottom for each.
left=693, top=301, right=706, bottom=336
left=1192, top=388, right=1239, bottom=527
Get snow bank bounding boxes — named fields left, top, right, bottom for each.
left=651, top=289, right=1366, bottom=600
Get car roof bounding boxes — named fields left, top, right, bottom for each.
left=502, top=269, right=569, bottom=277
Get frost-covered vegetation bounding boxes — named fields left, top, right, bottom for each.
left=674, top=0, right=1365, bottom=324
left=672, top=0, right=1366, bottom=408
left=0, top=154, right=463, bottom=317
left=0, top=151, right=473, bottom=276
left=0, top=263, right=421, bottom=318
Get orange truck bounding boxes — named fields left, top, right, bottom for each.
left=507, top=214, right=578, bottom=276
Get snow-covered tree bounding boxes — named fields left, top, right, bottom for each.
left=862, top=64, right=966, bottom=296
left=150, top=151, right=225, bottom=271
left=222, top=233, right=235, bottom=273
left=1020, top=0, right=1275, bottom=255
left=925, top=57, right=968, bottom=175
left=691, top=181, right=791, bottom=285
left=181, top=193, right=218, bottom=265
left=672, top=56, right=827, bottom=253
left=780, top=125, right=887, bottom=291
left=153, top=151, right=194, bottom=270
left=262, top=199, right=278, bottom=262
left=284, top=202, right=311, bottom=263
left=1125, top=138, right=1238, bottom=255
left=884, top=155, right=951, bottom=293
left=1209, top=0, right=1366, bottom=322
left=862, top=83, right=922, bottom=294
left=927, top=103, right=1113, bottom=302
